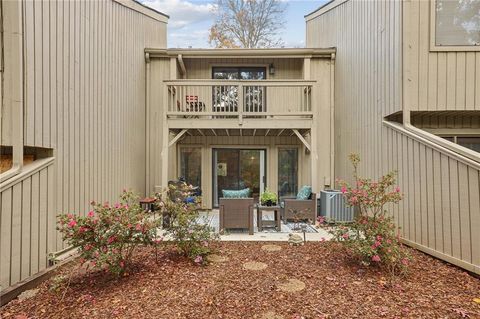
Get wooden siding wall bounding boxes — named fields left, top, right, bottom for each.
left=0, top=160, right=55, bottom=291
left=403, top=0, right=480, bottom=111
left=388, top=128, right=480, bottom=273
left=306, top=0, right=480, bottom=274
left=0, top=0, right=167, bottom=291
left=147, top=58, right=170, bottom=195
left=183, top=58, right=304, bottom=79
left=22, top=0, right=166, bottom=214
left=306, top=0, right=403, bottom=180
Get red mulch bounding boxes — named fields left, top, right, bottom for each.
left=1, top=242, right=480, bottom=319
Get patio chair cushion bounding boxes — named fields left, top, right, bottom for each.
left=296, top=185, right=312, bottom=200
left=222, top=188, right=250, bottom=198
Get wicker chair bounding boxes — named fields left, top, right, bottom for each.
left=219, top=198, right=254, bottom=235
left=281, top=192, right=317, bottom=222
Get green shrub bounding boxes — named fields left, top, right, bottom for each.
left=322, top=154, right=411, bottom=276
left=155, top=183, right=218, bottom=265
left=57, top=190, right=159, bottom=276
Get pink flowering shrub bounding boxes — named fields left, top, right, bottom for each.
left=155, top=183, right=218, bottom=265
left=57, top=190, right=159, bottom=276
left=322, top=154, right=411, bottom=276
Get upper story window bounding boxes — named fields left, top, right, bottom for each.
left=212, top=67, right=266, bottom=80
left=432, top=0, right=480, bottom=50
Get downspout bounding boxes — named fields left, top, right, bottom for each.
left=177, top=54, right=186, bottom=78
left=145, top=52, right=151, bottom=196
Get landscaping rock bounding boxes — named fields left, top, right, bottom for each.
left=277, top=279, right=305, bottom=293
left=207, top=254, right=229, bottom=263
left=288, top=233, right=304, bottom=246
left=242, top=261, right=267, bottom=271
left=261, top=244, right=282, bottom=252
left=17, top=289, right=39, bottom=301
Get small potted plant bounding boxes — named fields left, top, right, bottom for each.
left=260, top=189, right=278, bottom=206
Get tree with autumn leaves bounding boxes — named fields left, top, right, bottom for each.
left=209, top=0, right=287, bottom=48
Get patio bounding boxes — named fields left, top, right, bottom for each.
left=194, top=210, right=332, bottom=242
left=2, top=242, right=479, bottom=319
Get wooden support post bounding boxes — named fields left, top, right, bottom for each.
left=168, top=129, right=188, bottom=147
left=310, top=127, right=319, bottom=192
left=293, top=129, right=311, bottom=152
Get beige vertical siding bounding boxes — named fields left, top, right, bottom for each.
left=388, top=126, right=480, bottom=273
left=306, top=0, right=480, bottom=274
left=147, top=58, right=170, bottom=195
left=403, top=0, right=480, bottom=111
left=0, top=159, right=55, bottom=291
left=183, top=58, right=304, bottom=79
left=1, top=0, right=167, bottom=291
left=306, top=0, right=403, bottom=180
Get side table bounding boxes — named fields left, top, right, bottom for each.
left=256, top=204, right=281, bottom=232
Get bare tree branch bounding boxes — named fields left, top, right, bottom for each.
left=208, top=0, right=287, bottom=48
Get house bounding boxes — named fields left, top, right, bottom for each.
left=305, top=0, right=480, bottom=275
left=144, top=48, right=335, bottom=209
left=1, top=0, right=479, bottom=300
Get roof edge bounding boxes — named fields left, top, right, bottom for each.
left=112, top=0, right=169, bottom=23
left=305, top=0, right=349, bottom=21
left=145, top=47, right=336, bottom=58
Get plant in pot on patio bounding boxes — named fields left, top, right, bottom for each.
left=260, top=189, right=278, bottom=206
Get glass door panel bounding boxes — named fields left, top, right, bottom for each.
left=179, top=147, right=202, bottom=187
left=278, top=149, right=298, bottom=198
left=213, top=149, right=266, bottom=207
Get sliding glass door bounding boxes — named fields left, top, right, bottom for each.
left=212, top=67, right=266, bottom=113
left=213, top=149, right=266, bottom=207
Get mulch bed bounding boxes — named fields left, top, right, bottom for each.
left=1, top=242, right=480, bottom=318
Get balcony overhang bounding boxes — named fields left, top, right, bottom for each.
left=167, top=118, right=313, bottom=130
left=145, top=47, right=336, bottom=59
left=169, top=128, right=310, bottom=138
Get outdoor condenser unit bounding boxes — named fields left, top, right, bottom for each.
left=320, top=190, right=355, bottom=223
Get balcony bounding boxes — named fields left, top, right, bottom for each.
left=164, top=80, right=315, bottom=128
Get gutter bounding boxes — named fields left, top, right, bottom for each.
left=177, top=54, right=186, bottom=78
left=145, top=48, right=336, bottom=59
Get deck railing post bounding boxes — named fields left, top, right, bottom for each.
left=238, top=83, right=244, bottom=125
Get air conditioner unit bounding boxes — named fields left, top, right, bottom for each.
left=320, top=190, right=355, bottom=223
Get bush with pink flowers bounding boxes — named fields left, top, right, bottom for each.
left=321, top=154, right=411, bottom=276
left=57, top=190, right=159, bottom=276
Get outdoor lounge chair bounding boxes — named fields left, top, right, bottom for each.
left=281, top=188, right=317, bottom=222
left=219, top=198, right=254, bottom=235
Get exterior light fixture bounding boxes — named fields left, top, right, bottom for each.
left=269, top=64, right=275, bottom=75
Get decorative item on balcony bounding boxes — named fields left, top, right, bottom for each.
left=260, top=189, right=277, bottom=206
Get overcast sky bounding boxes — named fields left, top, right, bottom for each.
left=141, top=0, right=326, bottom=48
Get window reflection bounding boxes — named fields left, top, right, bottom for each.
left=180, top=148, right=202, bottom=187
left=278, top=149, right=298, bottom=197
left=436, top=0, right=480, bottom=46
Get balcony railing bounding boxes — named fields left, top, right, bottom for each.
left=165, top=80, right=315, bottom=121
